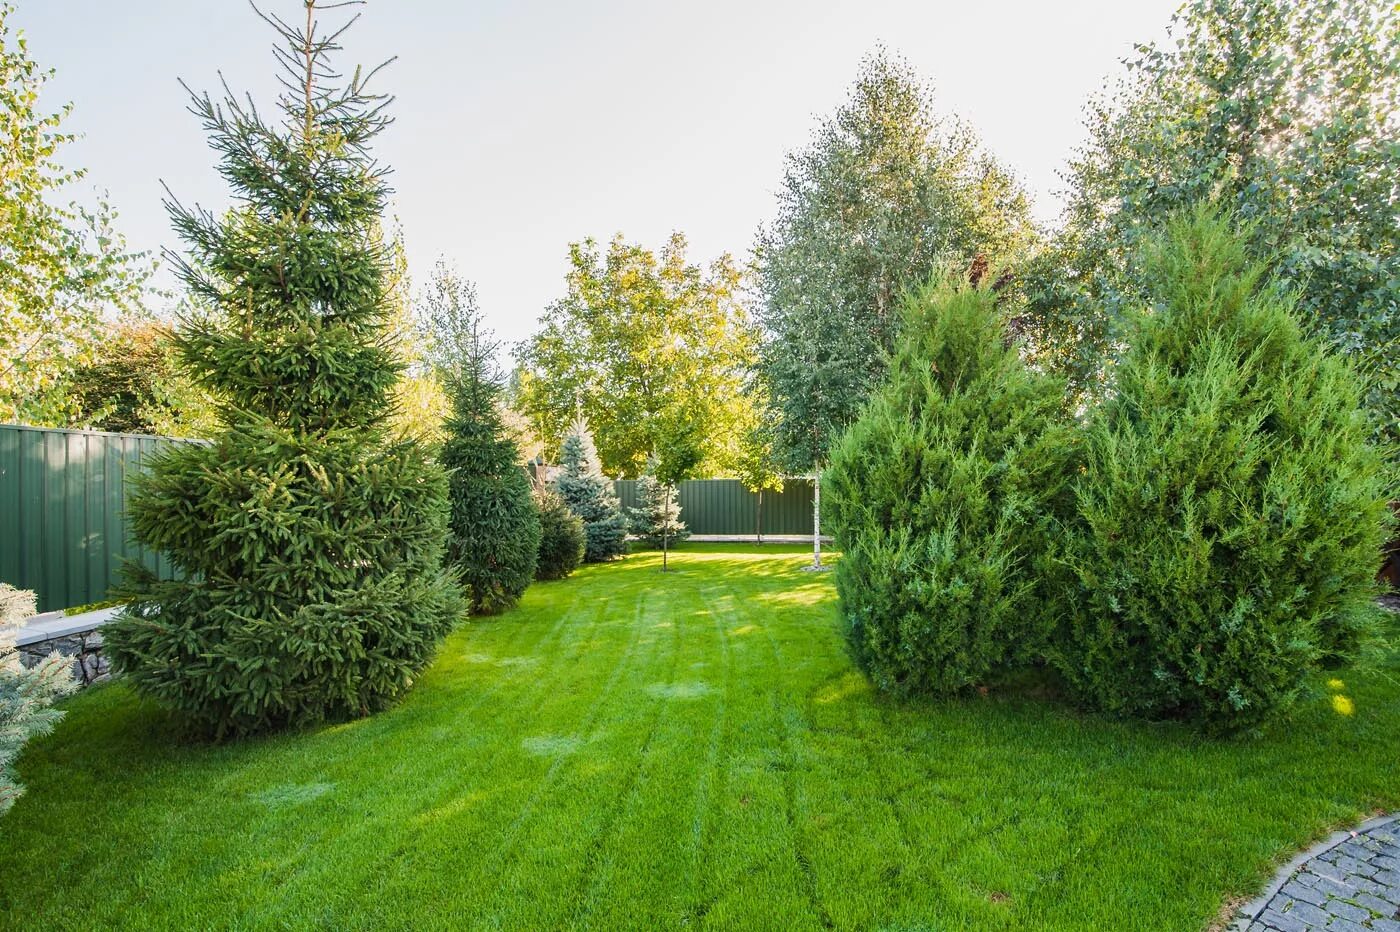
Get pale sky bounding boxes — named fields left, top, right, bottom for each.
left=16, top=0, right=1179, bottom=350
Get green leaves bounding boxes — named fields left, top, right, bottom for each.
left=1055, top=210, right=1394, bottom=731
left=1025, top=0, right=1400, bottom=464
left=0, top=4, right=152, bottom=426
left=825, top=277, right=1074, bottom=697
left=756, top=50, right=1039, bottom=474
left=516, top=234, right=757, bottom=479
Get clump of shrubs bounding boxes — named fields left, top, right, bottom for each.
left=825, top=277, right=1075, bottom=696
left=827, top=210, right=1394, bottom=730
left=535, top=487, right=586, bottom=580
left=1, top=584, right=75, bottom=816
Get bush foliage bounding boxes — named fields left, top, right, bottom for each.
left=103, top=7, right=462, bottom=736
left=824, top=278, right=1075, bottom=697
left=430, top=265, right=541, bottom=615
left=441, top=376, right=540, bottom=614
left=534, top=487, right=586, bottom=581
left=1055, top=210, right=1394, bottom=730
left=555, top=420, right=628, bottom=562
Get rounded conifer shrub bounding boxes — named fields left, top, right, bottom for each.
left=824, top=277, right=1076, bottom=697
left=1055, top=210, right=1394, bottom=731
left=103, top=8, right=464, bottom=737
left=535, top=487, right=586, bottom=580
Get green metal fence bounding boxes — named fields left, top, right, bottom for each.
left=0, top=424, right=192, bottom=613
left=613, top=477, right=815, bottom=537
left=0, top=423, right=821, bottom=612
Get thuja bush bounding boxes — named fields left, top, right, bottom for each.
left=556, top=420, right=628, bottom=562
left=1056, top=210, right=1394, bottom=731
left=535, top=487, right=586, bottom=581
left=825, top=278, right=1076, bottom=697
left=104, top=5, right=463, bottom=736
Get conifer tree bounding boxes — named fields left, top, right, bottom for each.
left=1, top=584, right=74, bottom=816
left=428, top=265, right=540, bottom=615
left=629, top=464, right=690, bottom=550
left=1057, top=210, right=1394, bottom=730
left=555, top=419, right=628, bottom=562
left=534, top=486, right=586, bottom=581
left=104, top=2, right=463, bottom=736
left=824, top=277, right=1075, bottom=697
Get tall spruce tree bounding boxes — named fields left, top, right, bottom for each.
left=1057, top=210, right=1394, bottom=730
left=555, top=419, right=628, bottom=562
left=824, top=278, right=1075, bottom=696
left=104, top=1, right=463, bottom=736
left=427, top=265, right=541, bottom=615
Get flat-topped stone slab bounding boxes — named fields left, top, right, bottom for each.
left=12, top=605, right=122, bottom=685
left=1231, top=814, right=1400, bottom=931
left=14, top=606, right=123, bottom=647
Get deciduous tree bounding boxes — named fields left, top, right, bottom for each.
left=0, top=3, right=150, bottom=425
left=754, top=50, right=1038, bottom=565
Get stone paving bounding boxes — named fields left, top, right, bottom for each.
left=1232, top=815, right=1400, bottom=931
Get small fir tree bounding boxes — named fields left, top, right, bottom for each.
left=629, top=463, right=691, bottom=550
left=534, top=486, right=586, bottom=581
left=1, top=584, right=75, bottom=816
left=1057, top=209, right=1394, bottom=730
left=555, top=419, right=628, bottom=562
left=824, top=277, right=1076, bottom=697
left=430, top=265, right=540, bottom=614
left=103, top=2, right=463, bottom=736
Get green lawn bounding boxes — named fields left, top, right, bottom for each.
left=2, top=545, right=1398, bottom=930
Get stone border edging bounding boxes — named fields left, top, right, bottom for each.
left=1230, top=813, right=1400, bottom=928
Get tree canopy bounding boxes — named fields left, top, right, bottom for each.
left=754, top=49, right=1039, bottom=474
left=516, top=233, right=757, bottom=479
left=0, top=3, right=150, bottom=426
left=1023, top=0, right=1400, bottom=459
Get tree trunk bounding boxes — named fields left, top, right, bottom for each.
left=756, top=489, right=764, bottom=544
left=812, top=471, right=822, bottom=568
left=662, top=483, right=670, bottom=573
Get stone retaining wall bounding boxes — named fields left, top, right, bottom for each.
left=14, top=607, right=120, bottom=687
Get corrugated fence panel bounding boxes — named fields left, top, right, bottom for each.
left=0, top=423, right=827, bottom=611
left=610, top=476, right=816, bottom=537
left=0, top=425, right=195, bottom=613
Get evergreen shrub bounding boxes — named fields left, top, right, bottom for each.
left=824, top=278, right=1076, bottom=697
left=555, top=421, right=629, bottom=562
left=535, top=487, right=586, bottom=581
left=1055, top=210, right=1394, bottom=730
left=103, top=6, right=463, bottom=736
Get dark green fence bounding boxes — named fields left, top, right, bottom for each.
left=613, top=477, right=815, bottom=537
left=0, top=425, right=191, bottom=613
left=0, top=423, right=822, bottom=612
